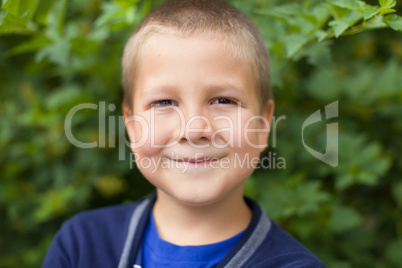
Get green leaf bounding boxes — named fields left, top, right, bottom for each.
left=334, top=134, right=391, bottom=191
left=283, top=33, right=312, bottom=57
left=362, top=5, right=379, bottom=20
left=36, top=37, right=71, bottom=66
left=31, top=0, right=54, bottom=27
left=19, top=0, right=40, bottom=19
left=0, top=0, right=40, bottom=34
left=95, top=2, right=122, bottom=27
left=384, top=14, right=402, bottom=31
left=335, top=174, right=354, bottom=191
left=361, top=15, right=388, bottom=30
left=381, top=8, right=396, bottom=15
left=330, top=204, right=362, bottom=233
left=1, top=0, right=40, bottom=19
left=1, top=0, right=21, bottom=17
left=6, top=35, right=50, bottom=56
left=257, top=4, right=317, bottom=33
left=0, top=11, right=37, bottom=34
left=34, top=185, right=77, bottom=223
left=315, top=29, right=328, bottom=42
left=325, top=4, right=349, bottom=20
left=45, top=85, right=82, bottom=109
left=294, top=40, right=333, bottom=67
left=379, top=0, right=396, bottom=8
left=95, top=1, right=137, bottom=30
left=295, top=181, right=329, bottom=216
left=311, top=5, right=331, bottom=26
left=326, top=0, right=366, bottom=11
left=0, top=9, right=6, bottom=24
left=261, top=177, right=329, bottom=220
left=46, top=0, right=68, bottom=36
left=268, top=3, right=306, bottom=17
left=329, top=10, right=363, bottom=37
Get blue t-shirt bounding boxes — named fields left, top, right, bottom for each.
left=135, top=212, right=244, bottom=268
left=42, top=195, right=326, bottom=267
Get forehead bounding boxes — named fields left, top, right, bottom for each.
left=138, top=33, right=240, bottom=69
left=133, top=34, right=258, bottom=101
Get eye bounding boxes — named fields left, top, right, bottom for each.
left=211, top=97, right=239, bottom=105
left=150, top=99, right=178, bottom=107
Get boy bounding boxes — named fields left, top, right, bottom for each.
left=43, top=0, right=326, bottom=267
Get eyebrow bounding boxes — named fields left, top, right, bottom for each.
left=206, top=83, right=250, bottom=100
left=141, top=86, right=177, bottom=95
left=141, top=83, right=248, bottom=97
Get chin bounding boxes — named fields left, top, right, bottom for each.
left=162, top=187, right=225, bottom=207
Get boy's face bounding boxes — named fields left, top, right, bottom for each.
left=124, top=35, right=273, bottom=206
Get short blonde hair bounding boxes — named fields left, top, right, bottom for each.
left=122, top=0, right=271, bottom=111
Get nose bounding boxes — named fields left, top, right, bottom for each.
left=181, top=107, right=214, bottom=146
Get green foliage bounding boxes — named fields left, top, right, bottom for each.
left=384, top=14, right=402, bottom=30
left=257, top=0, right=401, bottom=56
left=0, top=0, right=401, bottom=267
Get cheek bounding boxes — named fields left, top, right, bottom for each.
left=233, top=113, right=260, bottom=148
left=132, top=115, right=180, bottom=157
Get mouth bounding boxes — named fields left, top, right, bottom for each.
left=171, top=157, right=222, bottom=164
left=162, top=155, right=227, bottom=173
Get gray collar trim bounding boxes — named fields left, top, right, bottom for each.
left=118, top=198, right=151, bottom=268
left=223, top=207, right=271, bottom=268
left=117, top=198, right=271, bottom=268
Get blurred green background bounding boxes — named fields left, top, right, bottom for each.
left=1, top=0, right=401, bottom=267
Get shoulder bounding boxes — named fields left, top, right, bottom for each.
left=60, top=200, right=143, bottom=241
left=236, top=198, right=326, bottom=268
left=42, top=198, right=149, bottom=268
left=62, top=199, right=151, bottom=247
left=66, top=201, right=138, bottom=230
left=242, top=217, right=326, bottom=268
left=245, top=221, right=325, bottom=267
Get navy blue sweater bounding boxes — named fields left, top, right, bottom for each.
left=43, top=195, right=326, bottom=268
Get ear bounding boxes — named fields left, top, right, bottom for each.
left=258, top=99, right=275, bottom=153
left=123, top=105, right=136, bottom=147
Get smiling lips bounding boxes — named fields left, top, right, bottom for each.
left=171, top=157, right=222, bottom=164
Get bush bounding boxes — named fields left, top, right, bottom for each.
left=1, top=0, right=401, bottom=267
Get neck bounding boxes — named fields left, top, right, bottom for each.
left=152, top=187, right=252, bottom=246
